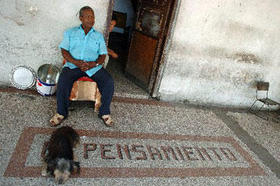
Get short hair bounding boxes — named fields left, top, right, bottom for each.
left=79, top=6, right=94, bottom=17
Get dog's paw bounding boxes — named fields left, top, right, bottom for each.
left=41, top=169, right=47, bottom=177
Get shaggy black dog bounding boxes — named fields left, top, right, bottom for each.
left=42, top=126, right=80, bottom=184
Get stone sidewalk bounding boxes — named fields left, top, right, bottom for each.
left=0, top=88, right=279, bottom=185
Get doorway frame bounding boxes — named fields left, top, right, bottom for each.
left=106, top=0, right=181, bottom=98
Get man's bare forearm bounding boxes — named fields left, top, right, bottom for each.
left=61, top=49, right=83, bottom=67
left=107, top=48, right=118, bottom=59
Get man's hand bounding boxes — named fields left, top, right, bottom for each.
left=61, top=49, right=99, bottom=71
left=80, top=62, right=89, bottom=71
left=79, top=61, right=97, bottom=71
left=74, top=60, right=87, bottom=71
left=75, top=60, right=84, bottom=68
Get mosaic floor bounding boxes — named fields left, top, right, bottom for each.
left=0, top=89, right=279, bottom=185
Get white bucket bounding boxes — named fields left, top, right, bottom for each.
left=36, top=64, right=60, bottom=96
left=36, top=78, right=57, bottom=96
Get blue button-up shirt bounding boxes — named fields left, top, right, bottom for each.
left=59, top=25, right=107, bottom=77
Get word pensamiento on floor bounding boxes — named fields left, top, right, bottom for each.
left=83, top=143, right=238, bottom=162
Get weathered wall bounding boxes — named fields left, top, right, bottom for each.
left=0, top=0, right=109, bottom=85
left=159, top=0, right=280, bottom=108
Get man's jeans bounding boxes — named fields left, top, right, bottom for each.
left=56, top=67, right=114, bottom=118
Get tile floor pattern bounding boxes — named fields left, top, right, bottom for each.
left=0, top=90, right=279, bottom=185
left=106, top=57, right=149, bottom=99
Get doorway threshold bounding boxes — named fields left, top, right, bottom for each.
left=114, top=91, right=149, bottom=99
left=106, top=58, right=150, bottom=99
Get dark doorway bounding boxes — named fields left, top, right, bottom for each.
left=107, top=0, right=177, bottom=98
left=106, top=0, right=149, bottom=98
left=107, top=0, right=135, bottom=73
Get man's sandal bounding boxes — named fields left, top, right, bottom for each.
left=99, top=115, right=114, bottom=127
left=50, top=113, right=64, bottom=127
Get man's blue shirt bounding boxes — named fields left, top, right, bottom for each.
left=59, top=25, right=107, bottom=77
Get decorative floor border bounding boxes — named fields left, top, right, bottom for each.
left=4, top=127, right=265, bottom=178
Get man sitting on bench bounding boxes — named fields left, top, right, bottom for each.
left=50, top=6, right=114, bottom=127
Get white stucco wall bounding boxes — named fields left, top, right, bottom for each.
left=0, top=0, right=109, bottom=85
left=159, top=0, right=280, bottom=108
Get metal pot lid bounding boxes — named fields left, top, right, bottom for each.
left=10, top=65, right=36, bottom=90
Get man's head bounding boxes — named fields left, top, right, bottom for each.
left=109, top=20, right=117, bottom=33
left=79, top=6, right=95, bottom=29
left=109, top=15, right=117, bottom=33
